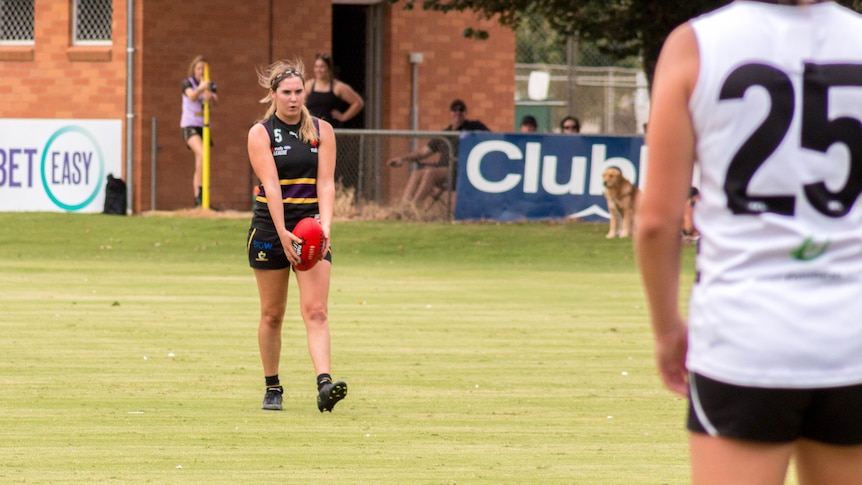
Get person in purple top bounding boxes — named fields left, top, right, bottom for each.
left=180, top=55, right=218, bottom=207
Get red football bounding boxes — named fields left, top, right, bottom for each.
left=291, top=217, right=325, bottom=271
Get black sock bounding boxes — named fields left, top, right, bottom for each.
left=265, top=374, right=280, bottom=388
left=317, top=373, right=332, bottom=391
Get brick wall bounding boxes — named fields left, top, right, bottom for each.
left=385, top=6, right=515, bottom=132
left=0, top=0, right=514, bottom=213
left=382, top=5, right=515, bottom=202
left=0, top=0, right=126, bottom=120
left=139, top=0, right=331, bottom=212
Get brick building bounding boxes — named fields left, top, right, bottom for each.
left=0, top=0, right=514, bottom=213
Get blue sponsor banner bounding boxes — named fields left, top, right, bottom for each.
left=454, top=133, right=646, bottom=222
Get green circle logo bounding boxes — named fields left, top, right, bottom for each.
left=40, top=126, right=105, bottom=211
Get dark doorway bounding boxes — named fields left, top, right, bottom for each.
left=331, top=4, right=369, bottom=191
left=332, top=4, right=367, bottom=129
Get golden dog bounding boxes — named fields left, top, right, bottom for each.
left=603, top=167, right=638, bottom=238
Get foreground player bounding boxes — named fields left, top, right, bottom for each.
left=637, top=1, right=862, bottom=483
left=246, top=59, right=347, bottom=412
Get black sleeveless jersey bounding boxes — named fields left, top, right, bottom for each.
left=251, top=115, right=320, bottom=231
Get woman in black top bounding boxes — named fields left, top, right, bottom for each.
left=247, top=59, right=346, bottom=413
left=304, top=53, right=364, bottom=127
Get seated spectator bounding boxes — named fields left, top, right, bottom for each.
left=560, top=115, right=581, bottom=134
left=520, top=115, right=538, bottom=133
left=387, top=99, right=489, bottom=207
left=387, top=138, right=451, bottom=207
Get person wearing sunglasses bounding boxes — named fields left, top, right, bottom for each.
left=559, top=115, right=580, bottom=134
left=304, top=53, right=364, bottom=128
left=446, top=99, right=489, bottom=132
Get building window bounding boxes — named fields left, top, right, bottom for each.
left=0, top=0, right=35, bottom=45
left=73, top=0, right=112, bottom=45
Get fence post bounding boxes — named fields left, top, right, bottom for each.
left=566, top=34, right=578, bottom=125
left=409, top=52, right=423, bottom=151
left=151, top=117, right=157, bottom=211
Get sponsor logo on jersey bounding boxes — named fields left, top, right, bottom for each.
left=790, top=237, right=830, bottom=261
left=253, top=240, right=273, bottom=250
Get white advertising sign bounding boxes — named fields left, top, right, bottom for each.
left=0, top=119, right=122, bottom=212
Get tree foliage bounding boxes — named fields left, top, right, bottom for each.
left=391, top=0, right=862, bottom=85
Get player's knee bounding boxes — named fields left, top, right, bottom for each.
left=259, top=309, right=285, bottom=329
left=302, top=303, right=328, bottom=327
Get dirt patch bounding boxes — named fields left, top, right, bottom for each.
left=140, top=182, right=451, bottom=222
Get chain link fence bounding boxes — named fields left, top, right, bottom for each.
left=332, top=130, right=459, bottom=222
left=514, top=13, right=649, bottom=135
left=330, top=15, right=650, bottom=222
left=515, top=63, right=649, bottom=135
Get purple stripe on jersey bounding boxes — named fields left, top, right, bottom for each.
left=257, top=183, right=317, bottom=199
left=282, top=183, right=317, bottom=200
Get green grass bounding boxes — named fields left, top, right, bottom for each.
left=0, top=213, right=697, bottom=484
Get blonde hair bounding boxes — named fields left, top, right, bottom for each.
left=187, top=55, right=207, bottom=78
left=256, top=59, right=318, bottom=145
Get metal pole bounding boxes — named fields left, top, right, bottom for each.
left=606, top=70, right=615, bottom=133
left=125, top=0, right=134, bottom=214
left=151, top=117, right=157, bottom=211
left=409, top=53, right=423, bottom=151
left=566, top=34, right=578, bottom=125
left=357, top=133, right=366, bottom=205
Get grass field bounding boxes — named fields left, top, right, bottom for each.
left=0, top=213, right=698, bottom=484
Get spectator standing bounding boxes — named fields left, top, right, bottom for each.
left=180, top=55, right=218, bottom=207
left=304, top=53, right=364, bottom=128
left=519, top=115, right=538, bottom=133
left=559, top=115, right=580, bottom=134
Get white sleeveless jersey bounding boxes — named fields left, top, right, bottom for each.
left=687, top=1, right=862, bottom=388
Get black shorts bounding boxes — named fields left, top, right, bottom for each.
left=247, top=227, right=332, bottom=270
left=181, top=126, right=213, bottom=146
left=181, top=126, right=202, bottom=143
left=688, top=372, right=862, bottom=445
